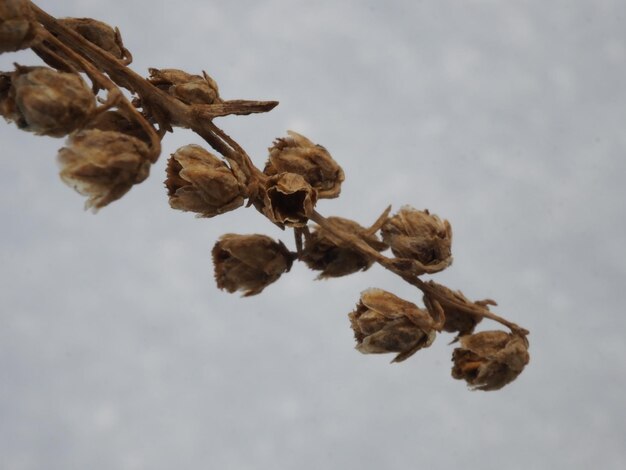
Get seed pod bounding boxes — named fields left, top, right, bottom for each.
left=0, top=71, right=11, bottom=109
left=381, top=206, right=452, bottom=273
left=148, top=68, right=220, bottom=105
left=423, top=281, right=488, bottom=337
left=0, top=0, right=38, bottom=53
left=262, top=172, right=317, bottom=228
left=451, top=331, right=529, bottom=391
left=349, top=288, right=437, bottom=363
left=165, top=144, right=245, bottom=217
left=212, top=234, right=293, bottom=296
left=0, top=66, right=95, bottom=137
left=265, top=131, right=344, bottom=199
left=301, top=217, right=387, bottom=278
left=59, top=17, right=128, bottom=61
left=83, top=109, right=151, bottom=143
left=58, top=129, right=151, bottom=210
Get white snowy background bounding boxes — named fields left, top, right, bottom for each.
left=1, top=0, right=625, bottom=469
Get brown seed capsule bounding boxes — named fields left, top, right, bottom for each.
left=301, top=217, right=387, bottom=278
left=423, top=281, right=489, bottom=337
left=165, top=144, right=245, bottom=217
left=148, top=68, right=220, bottom=105
left=59, top=17, right=128, bottom=61
left=265, top=131, right=344, bottom=199
left=262, top=172, right=317, bottom=228
left=381, top=206, right=452, bottom=273
left=212, top=234, right=293, bottom=296
left=0, top=71, right=11, bottom=108
left=58, top=129, right=151, bottom=210
left=451, top=330, right=530, bottom=391
left=83, top=109, right=151, bottom=143
left=0, top=66, right=95, bottom=137
left=349, top=288, right=437, bottom=363
left=0, top=0, right=38, bottom=53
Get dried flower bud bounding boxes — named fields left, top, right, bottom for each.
left=423, top=281, right=490, bottom=337
left=148, top=68, right=220, bottom=105
left=83, top=109, right=150, bottom=143
left=349, top=288, right=437, bottom=363
left=265, top=131, right=344, bottom=199
left=0, top=0, right=37, bottom=53
left=212, top=234, right=293, bottom=296
left=262, top=172, right=317, bottom=227
left=165, top=144, right=245, bottom=217
left=0, top=66, right=95, bottom=137
left=301, top=217, right=387, bottom=278
left=452, top=331, right=529, bottom=391
left=58, top=129, right=151, bottom=210
left=59, top=17, right=127, bottom=61
left=381, top=206, right=452, bottom=273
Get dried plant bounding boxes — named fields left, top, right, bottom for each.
left=1, top=0, right=530, bottom=391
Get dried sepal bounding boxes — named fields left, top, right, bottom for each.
left=165, top=144, right=245, bottom=217
left=262, top=172, right=317, bottom=228
left=0, top=66, right=95, bottom=137
left=0, top=0, right=38, bottom=53
left=265, top=131, right=344, bottom=198
left=381, top=206, right=453, bottom=274
left=423, top=281, right=491, bottom=337
left=59, top=17, right=129, bottom=62
left=451, top=331, right=529, bottom=391
left=58, top=129, right=151, bottom=210
left=349, top=288, right=437, bottom=363
left=212, top=234, right=293, bottom=296
left=148, top=68, right=220, bottom=105
left=301, top=217, right=387, bottom=278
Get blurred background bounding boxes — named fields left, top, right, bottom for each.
left=1, top=0, right=625, bottom=469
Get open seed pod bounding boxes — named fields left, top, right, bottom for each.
left=349, top=288, right=438, bottom=363
left=265, top=131, right=344, bottom=198
left=451, top=331, right=530, bottom=391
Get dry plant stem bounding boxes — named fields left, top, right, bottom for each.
left=203, top=120, right=266, bottom=181
left=309, top=211, right=528, bottom=336
left=364, top=205, right=392, bottom=236
left=32, top=43, right=78, bottom=73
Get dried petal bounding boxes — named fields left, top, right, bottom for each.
left=452, top=331, right=530, bottom=391
left=58, top=129, right=151, bottom=210
left=262, top=172, right=317, bottom=227
left=349, top=288, right=437, bottom=362
left=148, top=68, right=220, bottom=105
left=301, top=217, right=387, bottom=278
left=0, top=0, right=38, bottom=53
left=212, top=234, right=293, bottom=296
left=164, top=145, right=245, bottom=217
left=265, top=131, right=344, bottom=198
left=1, top=66, right=95, bottom=137
left=381, top=206, right=453, bottom=273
